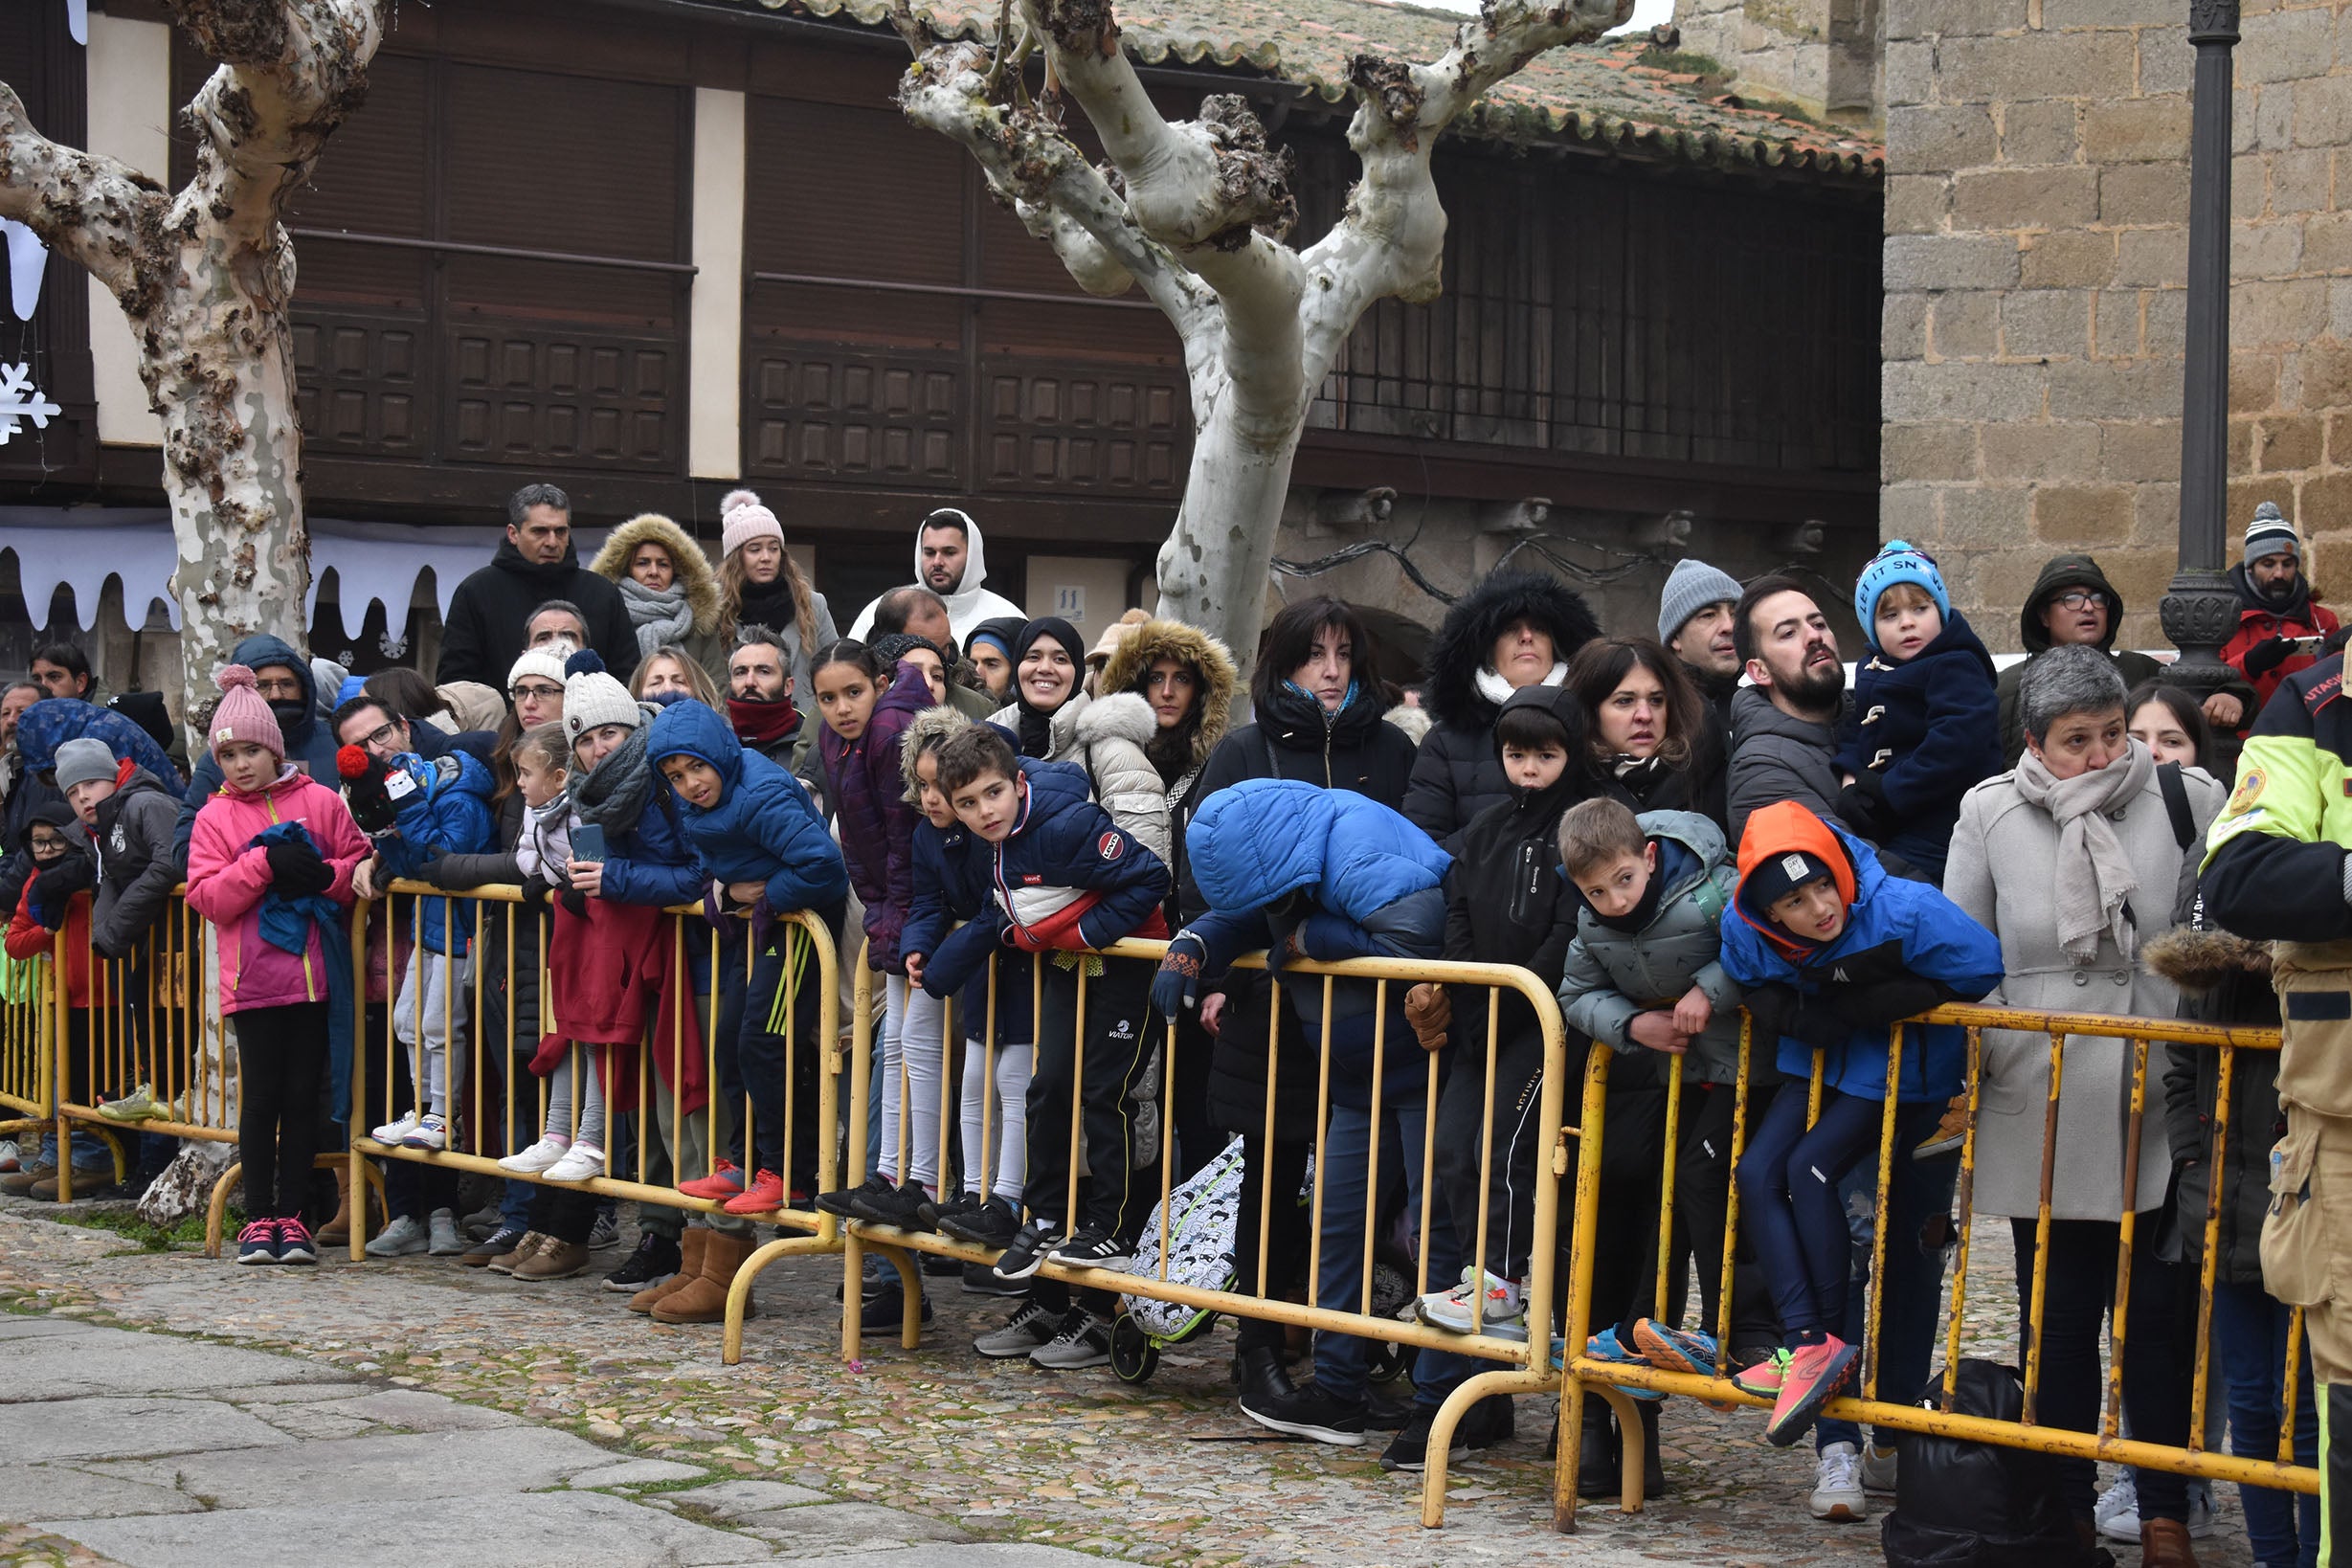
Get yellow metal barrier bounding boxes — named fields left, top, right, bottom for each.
left=1552, top=1002, right=2316, bottom=1534
left=347, top=880, right=841, bottom=1358
left=0, top=952, right=55, bottom=1141
left=831, top=934, right=1575, bottom=1532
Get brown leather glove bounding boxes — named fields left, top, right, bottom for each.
left=1405, top=983, right=1451, bottom=1051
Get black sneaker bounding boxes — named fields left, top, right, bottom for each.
left=860, top=1279, right=935, bottom=1333
left=974, top=1297, right=1060, bottom=1357
left=1045, top=1228, right=1133, bottom=1270
left=925, top=1189, right=979, bottom=1231
left=920, top=1250, right=961, bottom=1278
left=939, top=1195, right=1019, bottom=1248
left=815, top=1174, right=893, bottom=1218
left=603, top=1231, right=682, bottom=1292
left=1030, top=1308, right=1112, bottom=1369
left=849, top=1179, right=935, bottom=1231
left=1242, top=1381, right=1369, bottom=1446
left=1379, top=1410, right=1469, bottom=1472
left=962, top=1261, right=1026, bottom=1297
left=992, top=1217, right=1069, bottom=1282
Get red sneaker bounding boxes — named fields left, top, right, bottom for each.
left=678, top=1160, right=746, bottom=1201
left=722, top=1168, right=786, bottom=1215
left=1765, top=1337, right=1859, bottom=1448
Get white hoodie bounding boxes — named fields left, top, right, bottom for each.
left=846, top=508, right=1025, bottom=646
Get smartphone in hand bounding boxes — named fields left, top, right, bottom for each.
left=571, top=823, right=609, bottom=863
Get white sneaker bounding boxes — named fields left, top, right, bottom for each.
left=499, top=1136, right=571, bottom=1175
left=366, top=1214, right=428, bottom=1257
left=0, top=1138, right=18, bottom=1173
left=2186, top=1478, right=2218, bottom=1537
left=370, top=1110, right=419, bottom=1144
left=1414, top=1267, right=1528, bottom=1340
left=427, top=1208, right=464, bottom=1256
left=402, top=1113, right=449, bottom=1152
left=542, top=1142, right=605, bottom=1183
left=1809, top=1441, right=1869, bottom=1522
left=1860, top=1440, right=1898, bottom=1495
left=2094, top=1471, right=2139, bottom=1541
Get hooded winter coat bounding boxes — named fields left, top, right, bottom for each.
left=1579, top=727, right=1729, bottom=832
left=369, top=749, right=500, bottom=956
left=2221, top=561, right=2342, bottom=713
left=1405, top=571, right=1602, bottom=847
left=1941, top=749, right=2223, bottom=1221
left=1186, top=779, right=1450, bottom=1110
left=820, top=662, right=931, bottom=969
left=1719, top=803, right=2002, bottom=1103
left=648, top=699, right=847, bottom=915
left=1994, top=555, right=2169, bottom=765
left=988, top=688, right=1170, bottom=865
left=1443, top=685, right=1587, bottom=1057
left=2150, top=877, right=2282, bottom=1289
left=897, top=706, right=1035, bottom=1042
left=183, top=767, right=370, bottom=1015
left=174, top=633, right=337, bottom=867
left=1726, top=684, right=1849, bottom=845
left=88, top=761, right=180, bottom=961
left=1832, top=608, right=2004, bottom=873
left=1558, top=811, right=1746, bottom=1083
left=590, top=513, right=724, bottom=674
left=1098, top=619, right=1239, bottom=925
left=846, top=509, right=1024, bottom=644
left=436, top=534, right=638, bottom=689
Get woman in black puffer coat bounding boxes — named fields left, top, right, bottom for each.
left=1404, top=570, right=1602, bottom=849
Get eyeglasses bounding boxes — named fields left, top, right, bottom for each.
left=2052, top=591, right=2110, bottom=612
left=356, top=721, right=401, bottom=750
left=511, top=682, right=564, bottom=702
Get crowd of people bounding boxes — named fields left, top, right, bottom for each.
left=0, top=482, right=2340, bottom=1567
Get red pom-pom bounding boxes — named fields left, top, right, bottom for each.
left=336, top=744, right=371, bottom=780
left=215, top=663, right=258, bottom=695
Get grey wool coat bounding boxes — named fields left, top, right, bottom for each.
left=1941, top=755, right=2223, bottom=1222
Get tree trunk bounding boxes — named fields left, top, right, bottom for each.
left=1153, top=386, right=1308, bottom=675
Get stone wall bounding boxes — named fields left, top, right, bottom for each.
left=1883, top=0, right=2352, bottom=652
left=1674, top=0, right=1886, bottom=128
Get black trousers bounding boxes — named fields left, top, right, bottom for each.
left=734, top=920, right=827, bottom=1189
left=1433, top=1023, right=1548, bottom=1283
left=1234, top=1133, right=1313, bottom=1354
left=1022, top=957, right=1154, bottom=1239
left=234, top=1001, right=329, bottom=1221
left=1617, top=1076, right=1784, bottom=1349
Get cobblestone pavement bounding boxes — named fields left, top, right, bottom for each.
left=0, top=1196, right=2266, bottom=1567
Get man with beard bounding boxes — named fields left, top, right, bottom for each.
left=845, top=507, right=1023, bottom=644
left=1725, top=576, right=1852, bottom=843
left=726, top=625, right=818, bottom=792
left=1659, top=558, right=1744, bottom=736
left=2220, top=503, right=2341, bottom=728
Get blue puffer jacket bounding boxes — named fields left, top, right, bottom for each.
left=1832, top=609, right=2002, bottom=872
left=905, top=816, right=1034, bottom=1044
left=371, top=749, right=498, bottom=955
left=647, top=700, right=847, bottom=916
left=925, top=759, right=1168, bottom=1000
left=1718, top=802, right=2002, bottom=1103
left=19, top=700, right=181, bottom=798
left=1185, top=777, right=1450, bottom=1106
left=176, top=633, right=339, bottom=866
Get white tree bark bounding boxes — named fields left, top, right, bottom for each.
left=896, top=0, right=1628, bottom=677
left=0, top=0, right=385, bottom=728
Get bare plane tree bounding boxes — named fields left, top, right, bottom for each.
left=896, top=0, right=1628, bottom=674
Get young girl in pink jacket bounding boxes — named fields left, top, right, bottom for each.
left=184, top=666, right=370, bottom=1266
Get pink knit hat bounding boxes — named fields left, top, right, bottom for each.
left=209, top=665, right=286, bottom=761
left=720, top=487, right=785, bottom=559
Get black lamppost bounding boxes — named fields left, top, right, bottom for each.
left=2160, top=0, right=2245, bottom=696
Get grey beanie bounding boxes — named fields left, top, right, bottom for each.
left=53, top=736, right=117, bottom=795
left=1658, top=558, right=1745, bottom=645
left=2246, top=502, right=2299, bottom=569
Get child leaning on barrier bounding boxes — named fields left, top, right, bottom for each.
left=0, top=803, right=108, bottom=1200
left=56, top=734, right=179, bottom=968
left=1714, top=802, right=1999, bottom=1459
left=183, top=666, right=370, bottom=1267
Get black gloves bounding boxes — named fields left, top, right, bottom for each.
left=28, top=854, right=94, bottom=930
left=337, top=745, right=400, bottom=835
left=518, top=878, right=551, bottom=908
left=1834, top=775, right=1893, bottom=840
left=2242, top=635, right=2299, bottom=679
left=558, top=886, right=589, bottom=918
left=265, top=839, right=333, bottom=897
left=1744, top=977, right=1952, bottom=1048
left=1151, top=933, right=1207, bottom=1017
left=1740, top=982, right=1801, bottom=1045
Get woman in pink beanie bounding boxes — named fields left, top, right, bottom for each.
left=182, top=665, right=370, bottom=1267
left=709, top=487, right=836, bottom=698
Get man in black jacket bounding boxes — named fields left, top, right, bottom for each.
left=436, top=484, right=637, bottom=687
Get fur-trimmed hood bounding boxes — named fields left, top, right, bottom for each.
left=589, top=513, right=721, bottom=638
left=1423, top=571, right=1602, bottom=728
left=1097, top=617, right=1239, bottom=773
left=898, top=703, right=977, bottom=803
left=2142, top=924, right=2273, bottom=993
left=1074, top=689, right=1158, bottom=753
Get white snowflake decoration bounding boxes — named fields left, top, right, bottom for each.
left=0, top=362, right=61, bottom=446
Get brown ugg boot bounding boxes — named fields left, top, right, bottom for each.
left=629, top=1225, right=706, bottom=1315
left=652, top=1227, right=757, bottom=1325
left=2139, top=1519, right=2201, bottom=1568
left=317, top=1167, right=355, bottom=1247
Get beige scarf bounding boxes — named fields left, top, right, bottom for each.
left=2011, top=739, right=2155, bottom=964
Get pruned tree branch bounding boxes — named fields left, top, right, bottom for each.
left=0, top=83, right=160, bottom=304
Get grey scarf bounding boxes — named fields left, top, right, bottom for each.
left=573, top=724, right=655, bottom=838
left=616, top=575, right=694, bottom=661
left=2012, top=739, right=2154, bottom=964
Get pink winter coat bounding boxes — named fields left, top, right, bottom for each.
left=184, top=767, right=370, bottom=1016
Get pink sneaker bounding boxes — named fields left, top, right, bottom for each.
left=1765, top=1337, right=1859, bottom=1448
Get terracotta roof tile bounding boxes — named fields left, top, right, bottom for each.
left=725, top=0, right=1884, bottom=182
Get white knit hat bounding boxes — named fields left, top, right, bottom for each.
left=561, top=649, right=643, bottom=743
left=720, top=487, right=785, bottom=560
left=507, top=638, right=576, bottom=695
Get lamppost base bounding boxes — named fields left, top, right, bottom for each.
left=2159, top=568, right=2242, bottom=698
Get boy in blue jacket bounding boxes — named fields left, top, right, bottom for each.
left=924, top=724, right=1167, bottom=1345
left=1832, top=542, right=2002, bottom=882
left=1717, top=801, right=2000, bottom=1463
left=650, top=699, right=849, bottom=1218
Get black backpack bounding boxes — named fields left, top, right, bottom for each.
left=1880, top=1359, right=2113, bottom=1568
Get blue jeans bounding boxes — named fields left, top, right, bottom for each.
left=1310, top=1099, right=1477, bottom=1410
left=2212, top=1280, right=2321, bottom=1568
